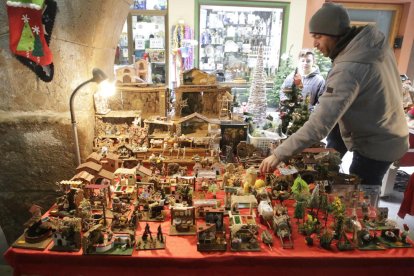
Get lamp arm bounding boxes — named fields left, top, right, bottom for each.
left=69, top=78, right=94, bottom=124
left=69, top=78, right=94, bottom=166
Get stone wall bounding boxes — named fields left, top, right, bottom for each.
left=0, top=0, right=132, bottom=244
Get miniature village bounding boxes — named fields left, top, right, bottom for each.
left=12, top=49, right=412, bottom=255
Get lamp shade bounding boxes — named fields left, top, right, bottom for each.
left=91, top=68, right=107, bottom=83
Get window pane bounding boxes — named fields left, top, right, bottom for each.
left=131, top=0, right=167, bottom=10
left=199, top=5, right=284, bottom=83
left=115, top=22, right=129, bottom=65
left=132, top=15, right=166, bottom=84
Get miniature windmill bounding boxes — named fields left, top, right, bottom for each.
left=246, top=43, right=267, bottom=124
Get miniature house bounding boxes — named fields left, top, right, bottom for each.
left=86, top=152, right=103, bottom=165
left=144, top=117, right=174, bottom=138
left=94, top=169, right=114, bottom=184
left=136, top=164, right=153, bottom=182
left=174, top=85, right=231, bottom=117
left=72, top=171, right=94, bottom=185
left=116, top=66, right=137, bottom=83
left=134, top=59, right=149, bottom=82
left=117, top=144, right=134, bottom=159
left=170, top=206, right=196, bottom=235
left=100, top=152, right=122, bottom=173
left=76, top=162, right=102, bottom=176
left=176, top=113, right=220, bottom=142
left=114, top=167, right=136, bottom=186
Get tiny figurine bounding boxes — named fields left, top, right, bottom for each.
left=378, top=227, right=412, bottom=249
left=12, top=205, right=54, bottom=250
left=356, top=229, right=387, bottom=251
left=136, top=223, right=166, bottom=250
left=24, top=205, right=52, bottom=243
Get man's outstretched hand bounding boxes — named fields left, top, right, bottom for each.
left=259, top=154, right=280, bottom=174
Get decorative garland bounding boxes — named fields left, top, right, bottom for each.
left=172, top=23, right=194, bottom=71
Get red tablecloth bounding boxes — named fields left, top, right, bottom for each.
left=4, top=195, right=414, bottom=276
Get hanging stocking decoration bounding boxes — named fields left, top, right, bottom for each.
left=7, top=0, right=57, bottom=82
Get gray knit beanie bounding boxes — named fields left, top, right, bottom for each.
left=309, top=3, right=350, bottom=36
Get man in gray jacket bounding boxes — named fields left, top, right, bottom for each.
left=260, top=3, right=408, bottom=186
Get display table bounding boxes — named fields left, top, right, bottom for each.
left=4, top=195, right=414, bottom=276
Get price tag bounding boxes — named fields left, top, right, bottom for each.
left=135, top=39, right=145, bottom=50
left=150, top=38, right=164, bottom=49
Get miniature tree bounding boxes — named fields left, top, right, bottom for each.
left=208, top=182, right=219, bottom=199
left=319, top=229, right=334, bottom=250
left=294, top=199, right=306, bottom=224
left=336, top=228, right=354, bottom=251
left=286, top=103, right=310, bottom=135
left=246, top=43, right=267, bottom=125
left=314, top=48, right=331, bottom=79
left=299, top=214, right=319, bottom=236
left=317, top=192, right=330, bottom=226
left=279, top=68, right=303, bottom=134
left=308, top=183, right=320, bottom=214
left=291, top=175, right=309, bottom=199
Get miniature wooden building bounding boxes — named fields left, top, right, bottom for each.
left=174, top=85, right=231, bottom=117
left=116, top=66, right=137, bottom=84
left=169, top=206, right=196, bottom=235
left=114, top=167, right=136, bottom=186
left=205, top=207, right=225, bottom=232
left=101, top=152, right=122, bottom=173
left=76, top=162, right=102, bottom=176
left=71, top=171, right=94, bottom=185
left=117, top=144, right=134, bottom=159
left=182, top=68, right=217, bottom=85
left=176, top=112, right=220, bottom=140
left=112, top=85, right=168, bottom=117
left=134, top=59, right=149, bottom=82
left=86, top=152, right=103, bottom=165
left=136, top=164, right=153, bottom=182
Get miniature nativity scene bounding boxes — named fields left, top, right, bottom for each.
left=10, top=50, right=413, bottom=257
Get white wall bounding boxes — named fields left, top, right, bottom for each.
left=285, top=0, right=307, bottom=57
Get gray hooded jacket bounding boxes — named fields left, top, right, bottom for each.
left=280, top=67, right=325, bottom=107
left=274, top=25, right=409, bottom=162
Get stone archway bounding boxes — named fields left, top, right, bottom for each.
left=0, top=0, right=132, bottom=244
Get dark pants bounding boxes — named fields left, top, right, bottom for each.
left=326, top=124, right=348, bottom=158
left=349, top=151, right=392, bottom=186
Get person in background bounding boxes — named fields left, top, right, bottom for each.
left=260, top=3, right=408, bottom=186
left=279, top=49, right=326, bottom=111
left=401, top=74, right=414, bottom=110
